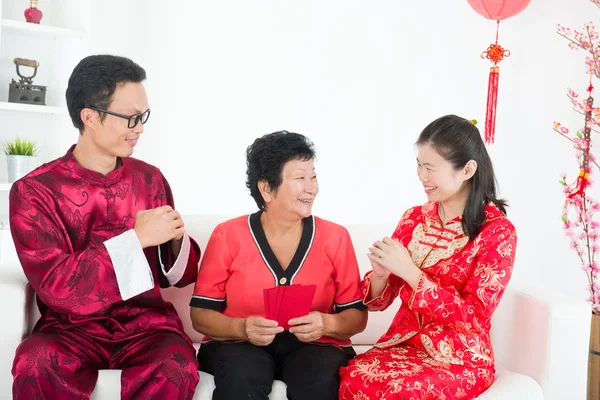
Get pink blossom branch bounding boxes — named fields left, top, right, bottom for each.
left=564, top=197, right=599, bottom=301
left=557, top=9, right=600, bottom=313
left=586, top=156, right=599, bottom=171
left=586, top=24, right=600, bottom=79
left=582, top=198, right=594, bottom=288
left=557, top=23, right=600, bottom=79
left=554, top=128, right=600, bottom=170
left=556, top=30, right=584, bottom=48
left=554, top=127, right=575, bottom=143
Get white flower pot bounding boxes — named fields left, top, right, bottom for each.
left=6, top=155, right=36, bottom=183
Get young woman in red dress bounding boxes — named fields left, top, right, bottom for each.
left=339, top=115, right=517, bottom=400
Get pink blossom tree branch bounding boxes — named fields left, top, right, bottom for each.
left=556, top=11, right=600, bottom=313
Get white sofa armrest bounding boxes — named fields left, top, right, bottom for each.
left=0, top=262, right=35, bottom=393
left=491, top=285, right=591, bottom=400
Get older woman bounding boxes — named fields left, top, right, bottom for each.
left=190, top=130, right=367, bottom=400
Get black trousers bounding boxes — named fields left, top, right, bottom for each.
left=197, top=332, right=354, bottom=400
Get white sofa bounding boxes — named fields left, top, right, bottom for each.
left=0, top=215, right=591, bottom=400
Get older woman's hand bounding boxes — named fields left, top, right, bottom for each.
left=288, top=311, right=328, bottom=342
left=243, top=316, right=284, bottom=346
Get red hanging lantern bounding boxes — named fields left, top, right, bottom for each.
left=467, top=0, right=531, bottom=21
left=467, top=0, right=532, bottom=144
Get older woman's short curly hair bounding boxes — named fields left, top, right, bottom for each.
left=245, top=130, right=316, bottom=209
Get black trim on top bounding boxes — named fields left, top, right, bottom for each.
left=190, top=295, right=226, bottom=311
left=335, top=299, right=368, bottom=313
left=249, top=210, right=314, bottom=286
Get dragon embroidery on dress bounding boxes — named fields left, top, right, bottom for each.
left=457, top=334, right=494, bottom=366
left=420, top=334, right=464, bottom=365
left=475, top=263, right=507, bottom=307
left=496, top=237, right=513, bottom=258
left=347, top=349, right=423, bottom=385
left=374, top=331, right=418, bottom=348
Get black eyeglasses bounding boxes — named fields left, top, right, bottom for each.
left=88, top=106, right=151, bottom=129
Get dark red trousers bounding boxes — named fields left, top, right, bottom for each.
left=12, top=327, right=199, bottom=400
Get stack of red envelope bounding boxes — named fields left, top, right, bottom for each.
left=263, top=284, right=317, bottom=330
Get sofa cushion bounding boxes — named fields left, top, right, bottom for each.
left=475, top=363, right=544, bottom=400
left=91, top=361, right=543, bottom=400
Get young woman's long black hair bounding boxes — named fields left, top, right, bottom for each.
left=416, top=115, right=507, bottom=240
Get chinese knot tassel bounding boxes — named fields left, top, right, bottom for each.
left=485, top=66, right=499, bottom=144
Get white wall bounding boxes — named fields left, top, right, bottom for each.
left=88, top=0, right=595, bottom=305
left=0, top=0, right=89, bottom=219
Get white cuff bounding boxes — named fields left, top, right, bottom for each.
left=104, top=229, right=154, bottom=300
left=158, top=232, right=191, bottom=286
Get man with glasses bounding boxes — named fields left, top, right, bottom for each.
left=9, top=55, right=201, bottom=400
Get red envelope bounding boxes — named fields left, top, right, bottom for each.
left=277, top=284, right=317, bottom=330
left=263, top=284, right=317, bottom=329
left=274, top=285, right=286, bottom=320
left=263, top=288, right=270, bottom=318
left=263, top=287, right=278, bottom=320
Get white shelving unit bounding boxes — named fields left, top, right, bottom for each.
left=0, top=0, right=91, bottom=221
left=1, top=18, right=87, bottom=40
left=0, top=100, right=68, bottom=114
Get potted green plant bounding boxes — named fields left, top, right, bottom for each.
left=3, top=138, right=39, bottom=182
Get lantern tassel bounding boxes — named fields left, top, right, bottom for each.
left=485, top=66, right=499, bottom=144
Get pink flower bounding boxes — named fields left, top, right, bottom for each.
left=556, top=20, right=600, bottom=310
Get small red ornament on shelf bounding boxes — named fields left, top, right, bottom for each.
left=24, top=0, right=43, bottom=24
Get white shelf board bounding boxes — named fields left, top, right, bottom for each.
left=0, top=101, right=68, bottom=115
left=0, top=183, right=12, bottom=191
left=1, top=18, right=88, bottom=40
